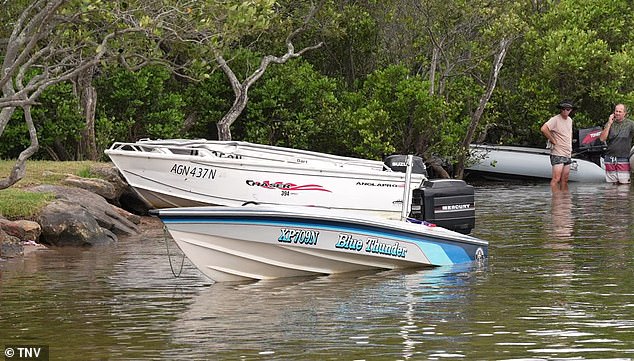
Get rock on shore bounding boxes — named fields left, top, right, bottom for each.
left=0, top=164, right=144, bottom=258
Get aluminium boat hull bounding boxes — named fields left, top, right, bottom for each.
left=106, top=140, right=427, bottom=219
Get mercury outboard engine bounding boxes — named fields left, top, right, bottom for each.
left=383, top=155, right=475, bottom=234
left=383, top=155, right=428, bottom=176
left=409, top=179, right=475, bottom=234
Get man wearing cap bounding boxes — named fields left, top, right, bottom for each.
left=541, top=100, right=575, bottom=192
left=599, top=103, right=634, bottom=184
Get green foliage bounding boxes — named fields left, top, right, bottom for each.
left=182, top=69, right=235, bottom=140
left=244, top=58, right=341, bottom=151
left=499, top=0, right=634, bottom=146
left=304, top=2, right=381, bottom=88
left=0, top=83, right=84, bottom=160
left=336, top=101, right=394, bottom=159
left=33, top=83, right=85, bottom=160
left=194, top=0, right=276, bottom=47
left=145, top=0, right=280, bottom=80
left=95, top=65, right=185, bottom=145
left=0, top=113, right=30, bottom=159
left=354, top=65, right=457, bottom=160
left=9, top=0, right=634, bottom=178
left=77, top=166, right=95, bottom=178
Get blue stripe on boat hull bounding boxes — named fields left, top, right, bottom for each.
left=159, top=215, right=485, bottom=265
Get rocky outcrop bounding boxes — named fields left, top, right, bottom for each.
left=0, top=218, right=41, bottom=257
left=0, top=226, right=23, bottom=257
left=12, top=220, right=41, bottom=242
left=65, top=164, right=151, bottom=214
left=27, top=185, right=140, bottom=246
left=62, top=174, right=121, bottom=203
left=0, top=217, right=26, bottom=240
left=0, top=163, right=149, bottom=252
left=36, top=200, right=116, bottom=246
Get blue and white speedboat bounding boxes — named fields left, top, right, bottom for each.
left=152, top=205, right=488, bottom=283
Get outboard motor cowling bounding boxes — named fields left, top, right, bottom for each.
left=409, top=179, right=475, bottom=234
left=384, top=155, right=427, bottom=176
left=574, top=126, right=606, bottom=167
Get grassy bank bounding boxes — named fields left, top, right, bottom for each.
left=0, top=160, right=99, bottom=219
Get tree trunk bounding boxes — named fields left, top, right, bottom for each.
left=0, top=105, right=40, bottom=189
left=213, top=3, right=324, bottom=141
left=428, top=162, right=450, bottom=179
left=454, top=38, right=511, bottom=179
left=181, top=112, right=198, bottom=135
left=214, top=38, right=322, bottom=140
left=75, top=66, right=98, bottom=160
left=215, top=55, right=248, bottom=141
left=429, top=46, right=439, bottom=95
left=217, top=91, right=248, bottom=141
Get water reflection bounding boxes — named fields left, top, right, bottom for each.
left=550, top=191, right=573, bottom=240
left=601, top=185, right=632, bottom=241
left=2, top=184, right=634, bottom=360
left=165, top=264, right=486, bottom=360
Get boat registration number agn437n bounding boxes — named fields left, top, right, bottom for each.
left=169, top=163, right=217, bottom=179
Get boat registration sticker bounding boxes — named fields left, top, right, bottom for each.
left=278, top=228, right=319, bottom=245
left=169, top=163, right=217, bottom=179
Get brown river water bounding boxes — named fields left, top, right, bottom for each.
left=1, top=182, right=634, bottom=360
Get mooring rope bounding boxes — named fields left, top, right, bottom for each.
left=163, top=225, right=185, bottom=277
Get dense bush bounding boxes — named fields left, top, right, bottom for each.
left=0, top=83, right=84, bottom=160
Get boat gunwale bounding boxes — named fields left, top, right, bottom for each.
left=154, top=207, right=487, bottom=247
left=106, top=149, right=429, bottom=180
left=106, top=140, right=388, bottom=169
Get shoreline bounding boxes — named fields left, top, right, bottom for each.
left=3, top=215, right=166, bottom=262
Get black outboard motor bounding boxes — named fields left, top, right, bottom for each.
left=574, top=126, right=606, bottom=167
left=384, top=155, right=428, bottom=176
left=409, top=179, right=475, bottom=234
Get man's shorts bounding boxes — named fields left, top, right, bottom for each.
left=550, top=155, right=572, bottom=166
left=604, top=156, right=631, bottom=184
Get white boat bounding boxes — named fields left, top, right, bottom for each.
left=152, top=205, right=488, bottom=283
left=466, top=144, right=606, bottom=182
left=105, top=139, right=476, bottom=233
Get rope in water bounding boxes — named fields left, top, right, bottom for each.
left=163, top=225, right=185, bottom=277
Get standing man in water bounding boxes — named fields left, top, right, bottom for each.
left=541, top=100, right=575, bottom=192
left=599, top=103, right=634, bottom=184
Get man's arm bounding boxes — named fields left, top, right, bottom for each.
left=541, top=123, right=555, bottom=145
left=599, top=116, right=614, bottom=142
